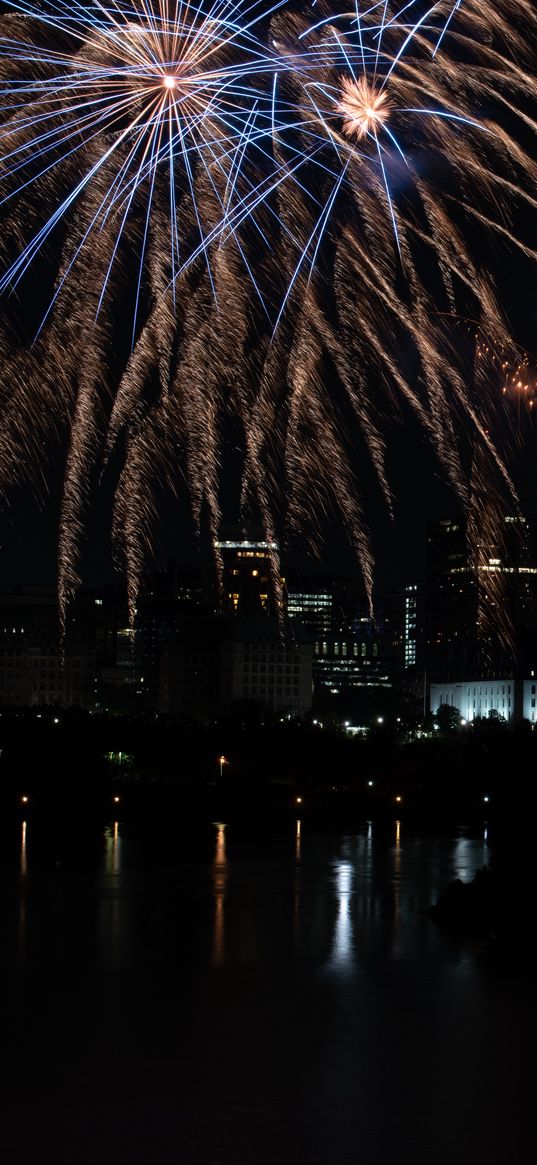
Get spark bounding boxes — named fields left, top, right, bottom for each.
left=337, top=75, right=392, bottom=139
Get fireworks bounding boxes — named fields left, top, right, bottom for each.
left=0, top=0, right=275, bottom=304
left=0, top=2, right=536, bottom=632
left=337, top=78, right=393, bottom=141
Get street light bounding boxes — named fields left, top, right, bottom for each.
left=219, top=755, right=227, bottom=779
left=295, top=795, right=303, bottom=806
left=377, top=716, right=384, bottom=725
left=395, top=795, right=403, bottom=804
left=20, top=794, right=29, bottom=805
left=113, top=795, right=120, bottom=805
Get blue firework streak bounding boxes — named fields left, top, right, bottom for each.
left=0, top=0, right=284, bottom=328
left=253, top=0, right=496, bottom=315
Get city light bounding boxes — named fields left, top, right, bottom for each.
left=395, top=795, right=403, bottom=804
left=113, top=795, right=120, bottom=804
left=295, top=796, right=303, bottom=805
left=20, top=794, right=29, bottom=804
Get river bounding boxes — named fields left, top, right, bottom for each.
left=0, top=817, right=533, bottom=1163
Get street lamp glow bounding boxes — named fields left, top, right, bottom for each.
left=395, top=795, right=402, bottom=803
left=113, top=795, right=120, bottom=804
left=295, top=796, right=303, bottom=805
left=218, top=755, right=227, bottom=778
left=20, top=794, right=29, bottom=804
left=483, top=795, right=490, bottom=803
left=377, top=716, right=384, bottom=725
left=368, top=780, right=373, bottom=787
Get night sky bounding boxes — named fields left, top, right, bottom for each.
left=0, top=0, right=536, bottom=598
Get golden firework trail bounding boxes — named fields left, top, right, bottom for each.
left=0, top=1, right=535, bottom=636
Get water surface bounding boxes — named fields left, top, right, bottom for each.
left=1, top=818, right=533, bottom=1163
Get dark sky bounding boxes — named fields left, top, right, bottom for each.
left=0, top=1, right=536, bottom=597
left=1, top=399, right=533, bottom=596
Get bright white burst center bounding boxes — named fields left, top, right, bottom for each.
left=337, top=77, right=392, bottom=140
left=162, top=74, right=177, bottom=90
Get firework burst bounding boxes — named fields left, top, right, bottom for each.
left=337, top=76, right=392, bottom=141
left=0, top=1, right=536, bottom=638
left=0, top=0, right=275, bottom=305
left=238, top=0, right=537, bottom=619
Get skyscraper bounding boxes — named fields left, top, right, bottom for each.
left=425, top=514, right=537, bottom=680
left=214, top=526, right=283, bottom=617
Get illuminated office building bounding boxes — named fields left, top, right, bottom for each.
left=214, top=527, right=283, bottom=617
left=425, top=514, right=537, bottom=679
left=430, top=673, right=537, bottom=724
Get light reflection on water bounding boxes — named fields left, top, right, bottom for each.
left=4, top=818, right=532, bottom=1165
left=104, top=820, right=121, bottom=876
left=329, top=861, right=354, bottom=969
left=100, top=821, right=122, bottom=965
left=20, top=820, right=27, bottom=878
left=212, top=822, right=227, bottom=966
left=18, top=819, right=27, bottom=963
left=8, top=818, right=492, bottom=976
left=392, top=819, right=402, bottom=953
left=453, top=834, right=489, bottom=881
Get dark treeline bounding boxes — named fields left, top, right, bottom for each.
left=0, top=704, right=536, bottom=827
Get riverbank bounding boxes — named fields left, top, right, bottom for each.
left=1, top=706, right=536, bottom=826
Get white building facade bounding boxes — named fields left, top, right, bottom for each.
left=430, top=674, right=537, bottom=724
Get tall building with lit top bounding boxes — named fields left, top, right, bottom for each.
left=214, top=527, right=283, bottom=617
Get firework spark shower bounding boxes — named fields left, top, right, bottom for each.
left=0, top=1, right=536, bottom=629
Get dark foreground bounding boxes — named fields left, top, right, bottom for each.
left=1, top=818, right=534, bottom=1164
